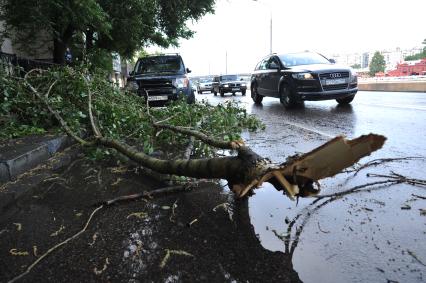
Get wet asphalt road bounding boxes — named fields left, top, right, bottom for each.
left=1, top=90, right=425, bottom=283
left=198, top=90, right=426, bottom=283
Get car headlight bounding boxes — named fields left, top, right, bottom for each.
left=350, top=69, right=358, bottom=82
left=125, top=80, right=139, bottom=92
left=173, top=77, right=189, bottom=88
left=223, top=84, right=229, bottom=88
left=292, top=73, right=314, bottom=80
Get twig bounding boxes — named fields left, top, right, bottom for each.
left=317, top=222, right=330, bottom=233
left=153, top=122, right=244, bottom=151
left=312, top=180, right=400, bottom=204
left=169, top=199, right=178, bottom=223
left=101, top=185, right=187, bottom=206
left=8, top=205, right=104, bottom=283
left=367, top=172, right=426, bottom=187
left=407, top=249, right=426, bottom=266
left=159, top=249, right=194, bottom=269
left=84, top=75, right=102, bottom=138
left=45, top=80, right=58, bottom=99
left=346, top=157, right=424, bottom=176
left=412, top=194, right=426, bottom=200
left=23, top=74, right=91, bottom=146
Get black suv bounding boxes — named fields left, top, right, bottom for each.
left=250, top=52, right=358, bottom=108
left=126, top=54, right=195, bottom=105
left=212, top=75, right=247, bottom=97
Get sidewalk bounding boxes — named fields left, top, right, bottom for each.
left=0, top=134, right=73, bottom=184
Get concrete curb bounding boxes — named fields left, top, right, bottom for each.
left=0, top=135, right=73, bottom=184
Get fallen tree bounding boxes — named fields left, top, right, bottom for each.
left=4, top=67, right=386, bottom=199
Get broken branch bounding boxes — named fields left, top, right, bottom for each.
left=8, top=205, right=104, bottom=283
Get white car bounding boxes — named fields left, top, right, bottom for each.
left=197, top=78, right=214, bottom=93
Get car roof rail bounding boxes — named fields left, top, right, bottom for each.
left=152, top=53, right=180, bottom=56
left=138, top=53, right=180, bottom=58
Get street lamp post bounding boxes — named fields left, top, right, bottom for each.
left=270, top=12, right=272, bottom=54
left=225, top=50, right=228, bottom=75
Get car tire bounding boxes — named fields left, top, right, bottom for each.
left=232, top=92, right=236, bottom=96
left=336, top=95, right=355, bottom=105
left=187, top=91, right=196, bottom=104
left=279, top=84, right=297, bottom=109
left=213, top=91, right=217, bottom=96
left=220, top=90, right=225, bottom=97
left=241, top=90, right=246, bottom=96
left=251, top=84, right=263, bottom=104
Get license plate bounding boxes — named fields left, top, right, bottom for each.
left=325, top=78, right=346, bottom=85
left=148, top=95, right=168, bottom=101
left=232, top=88, right=239, bottom=91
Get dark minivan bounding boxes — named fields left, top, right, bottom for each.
left=250, top=52, right=358, bottom=108
left=126, top=54, right=195, bottom=105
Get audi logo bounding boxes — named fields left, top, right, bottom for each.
left=330, top=73, right=342, bottom=78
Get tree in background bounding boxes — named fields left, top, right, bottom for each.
left=369, top=51, right=386, bottom=76
left=351, top=64, right=361, bottom=69
left=404, top=38, right=426, bottom=61
left=0, top=0, right=215, bottom=65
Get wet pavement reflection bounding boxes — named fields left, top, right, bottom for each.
left=198, top=90, right=426, bottom=283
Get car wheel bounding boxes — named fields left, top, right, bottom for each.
left=232, top=92, right=236, bottom=96
left=241, top=90, right=246, bottom=96
left=280, top=84, right=297, bottom=108
left=336, top=95, right=355, bottom=105
left=251, top=84, right=263, bottom=104
left=213, top=91, right=217, bottom=96
left=187, top=91, right=196, bottom=104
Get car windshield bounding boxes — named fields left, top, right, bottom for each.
left=135, top=56, right=183, bottom=74
left=221, top=75, right=238, bottom=81
left=200, top=78, right=212, bottom=83
left=278, top=52, right=331, bottom=67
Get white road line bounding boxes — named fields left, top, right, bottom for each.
left=281, top=121, right=335, bottom=138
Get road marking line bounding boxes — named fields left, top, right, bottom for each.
left=281, top=121, right=334, bottom=138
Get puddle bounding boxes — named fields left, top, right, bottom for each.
left=248, top=172, right=426, bottom=283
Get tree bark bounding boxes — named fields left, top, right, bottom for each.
left=52, top=25, right=74, bottom=64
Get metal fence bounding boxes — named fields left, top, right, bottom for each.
left=0, top=51, right=56, bottom=76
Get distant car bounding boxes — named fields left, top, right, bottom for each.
left=126, top=54, right=195, bottom=105
left=250, top=52, right=358, bottom=108
left=197, top=78, right=214, bottom=93
left=212, top=75, right=247, bottom=96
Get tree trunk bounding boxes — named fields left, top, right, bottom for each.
left=53, top=37, right=66, bottom=64
left=52, top=25, right=74, bottom=64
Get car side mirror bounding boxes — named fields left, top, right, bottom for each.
left=329, top=59, right=336, bottom=64
left=186, top=68, right=192, bottom=73
left=269, top=62, right=280, bottom=70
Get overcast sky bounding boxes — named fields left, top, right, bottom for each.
left=148, top=0, right=425, bottom=76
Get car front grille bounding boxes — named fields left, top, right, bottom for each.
left=319, top=72, right=350, bottom=91
left=319, top=72, right=350, bottom=80
left=137, top=79, right=174, bottom=96
left=322, top=84, right=349, bottom=91
left=228, top=83, right=241, bottom=87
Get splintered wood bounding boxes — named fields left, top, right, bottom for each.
left=236, top=134, right=386, bottom=199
